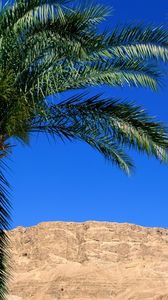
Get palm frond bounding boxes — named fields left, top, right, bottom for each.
left=96, top=25, right=168, bottom=62
left=84, top=136, right=134, bottom=174
left=30, top=95, right=168, bottom=172
left=0, top=0, right=71, bottom=33
left=0, top=156, right=11, bottom=300
left=73, top=3, right=112, bottom=26
left=26, top=58, right=162, bottom=98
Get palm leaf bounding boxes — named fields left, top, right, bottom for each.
left=30, top=95, right=168, bottom=173
left=0, top=0, right=71, bottom=32
left=96, top=25, right=168, bottom=62
left=26, top=58, right=162, bottom=98
left=0, top=156, right=11, bottom=300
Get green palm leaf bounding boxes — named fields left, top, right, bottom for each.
left=97, top=25, right=168, bottom=62
left=28, top=59, right=161, bottom=96
left=0, top=157, right=11, bottom=300
left=31, top=95, right=168, bottom=173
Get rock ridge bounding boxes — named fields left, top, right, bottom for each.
left=7, top=221, right=168, bottom=300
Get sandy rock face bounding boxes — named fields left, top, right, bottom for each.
left=7, top=221, right=168, bottom=300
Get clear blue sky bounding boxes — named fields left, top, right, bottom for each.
left=10, top=0, right=168, bottom=229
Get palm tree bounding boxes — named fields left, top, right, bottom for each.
left=0, top=0, right=168, bottom=298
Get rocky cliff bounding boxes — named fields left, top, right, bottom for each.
left=7, top=221, right=168, bottom=300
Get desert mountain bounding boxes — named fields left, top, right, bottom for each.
left=7, top=221, right=168, bottom=300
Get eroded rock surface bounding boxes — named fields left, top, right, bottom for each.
left=7, top=221, right=168, bottom=300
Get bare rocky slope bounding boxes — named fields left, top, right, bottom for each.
left=7, top=221, right=168, bottom=300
